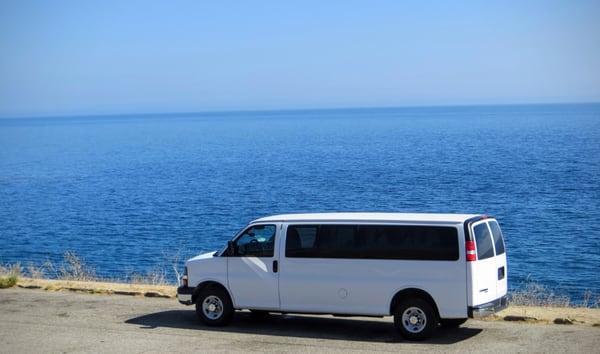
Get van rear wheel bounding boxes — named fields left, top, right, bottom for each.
left=440, top=318, right=467, bottom=328
left=393, top=298, right=436, bottom=340
left=195, top=286, right=234, bottom=326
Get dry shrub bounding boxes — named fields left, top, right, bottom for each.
left=26, top=260, right=56, bottom=279
left=58, top=251, right=97, bottom=281
left=0, top=276, right=17, bottom=288
left=581, top=290, right=600, bottom=308
left=4, top=248, right=184, bottom=287
left=511, top=281, right=570, bottom=307
left=509, top=276, right=600, bottom=308
left=0, top=263, right=21, bottom=288
left=162, top=249, right=183, bottom=285
left=0, top=263, right=22, bottom=277
left=127, top=267, right=168, bottom=285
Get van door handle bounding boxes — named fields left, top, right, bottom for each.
left=273, top=260, right=278, bottom=273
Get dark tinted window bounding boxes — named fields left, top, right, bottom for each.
left=473, top=223, right=494, bottom=260
left=286, top=224, right=459, bottom=260
left=232, top=224, right=276, bottom=257
left=488, top=221, right=505, bottom=255
left=285, top=226, right=317, bottom=257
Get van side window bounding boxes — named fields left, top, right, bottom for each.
left=232, top=224, right=276, bottom=257
left=285, top=224, right=459, bottom=260
left=317, top=225, right=357, bottom=257
left=360, top=225, right=459, bottom=261
left=286, top=226, right=318, bottom=257
left=473, top=223, right=494, bottom=260
left=488, top=221, right=505, bottom=255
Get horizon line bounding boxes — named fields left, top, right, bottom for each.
left=1, top=100, right=599, bottom=121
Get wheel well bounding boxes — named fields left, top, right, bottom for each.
left=389, top=288, right=440, bottom=319
left=191, top=281, right=231, bottom=304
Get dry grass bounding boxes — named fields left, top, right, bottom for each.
left=19, top=252, right=98, bottom=282
left=0, top=276, right=18, bottom=288
left=54, top=251, right=98, bottom=281
left=26, top=262, right=49, bottom=278
left=509, top=277, right=599, bottom=308
left=126, top=267, right=168, bottom=286
left=0, top=263, right=22, bottom=277
left=0, top=263, right=21, bottom=288
left=4, top=251, right=176, bottom=297
left=12, top=250, right=178, bottom=287
left=16, top=277, right=176, bottom=298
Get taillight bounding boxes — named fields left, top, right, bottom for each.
left=466, top=240, right=477, bottom=262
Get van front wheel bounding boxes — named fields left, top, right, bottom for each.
left=393, top=298, right=436, bottom=340
left=195, top=287, right=234, bottom=326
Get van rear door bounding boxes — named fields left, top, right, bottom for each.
left=467, top=218, right=507, bottom=306
left=488, top=220, right=508, bottom=298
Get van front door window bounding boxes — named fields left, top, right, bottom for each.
left=234, top=225, right=276, bottom=257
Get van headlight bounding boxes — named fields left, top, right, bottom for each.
left=181, top=266, right=189, bottom=287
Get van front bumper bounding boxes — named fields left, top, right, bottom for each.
left=177, top=286, right=193, bottom=305
left=468, top=295, right=508, bottom=318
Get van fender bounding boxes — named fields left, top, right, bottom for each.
left=190, top=278, right=236, bottom=307
left=387, top=285, right=441, bottom=318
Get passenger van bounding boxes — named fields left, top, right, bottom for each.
left=177, top=213, right=508, bottom=340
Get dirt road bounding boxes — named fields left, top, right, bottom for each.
left=1, top=288, right=598, bottom=353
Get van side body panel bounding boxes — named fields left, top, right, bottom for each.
left=278, top=223, right=468, bottom=318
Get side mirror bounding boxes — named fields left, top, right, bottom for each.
left=227, top=241, right=235, bottom=256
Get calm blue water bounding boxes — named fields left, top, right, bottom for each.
left=1, top=104, right=599, bottom=301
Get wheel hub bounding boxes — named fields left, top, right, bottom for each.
left=401, top=306, right=427, bottom=333
left=202, top=295, right=224, bottom=320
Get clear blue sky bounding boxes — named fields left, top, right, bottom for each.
left=1, top=1, right=599, bottom=118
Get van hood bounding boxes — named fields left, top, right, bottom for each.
left=188, top=251, right=217, bottom=262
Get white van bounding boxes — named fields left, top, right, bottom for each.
left=177, top=213, right=508, bottom=340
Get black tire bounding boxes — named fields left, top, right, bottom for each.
left=393, top=298, right=437, bottom=340
left=440, top=318, right=468, bottom=328
left=249, top=310, right=270, bottom=320
left=195, top=286, right=234, bottom=326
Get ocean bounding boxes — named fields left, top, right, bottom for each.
left=1, top=104, right=599, bottom=302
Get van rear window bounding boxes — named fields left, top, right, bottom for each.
left=286, top=224, right=459, bottom=261
left=488, top=220, right=505, bottom=255
left=473, top=223, right=494, bottom=260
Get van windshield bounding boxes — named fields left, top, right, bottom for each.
left=488, top=220, right=506, bottom=255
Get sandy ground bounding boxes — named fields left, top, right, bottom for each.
left=1, top=287, right=599, bottom=353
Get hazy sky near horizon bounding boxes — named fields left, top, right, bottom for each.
left=1, top=1, right=599, bottom=118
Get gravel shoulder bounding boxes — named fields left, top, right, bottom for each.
left=1, top=287, right=599, bottom=353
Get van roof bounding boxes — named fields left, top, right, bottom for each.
left=251, top=212, right=483, bottom=224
